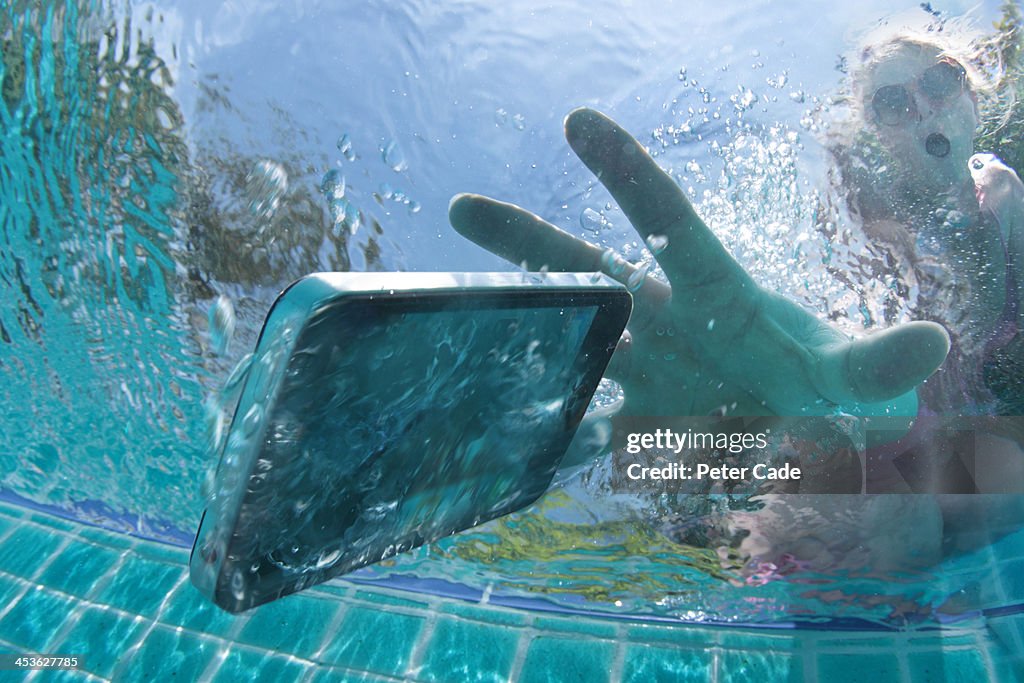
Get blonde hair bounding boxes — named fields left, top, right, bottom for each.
left=844, top=11, right=997, bottom=128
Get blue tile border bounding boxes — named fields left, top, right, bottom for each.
left=0, top=499, right=1022, bottom=682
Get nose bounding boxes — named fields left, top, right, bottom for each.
left=912, top=94, right=934, bottom=122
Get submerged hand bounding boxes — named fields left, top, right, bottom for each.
left=970, top=152, right=1024, bottom=330
left=970, top=153, right=1024, bottom=222
left=450, top=108, right=949, bottom=417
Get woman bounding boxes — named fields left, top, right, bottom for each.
left=447, top=11, right=1024, bottom=590
left=828, top=19, right=1024, bottom=419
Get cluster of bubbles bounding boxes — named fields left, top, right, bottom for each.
left=377, top=183, right=422, bottom=215
left=580, top=206, right=615, bottom=234
left=587, top=59, right=870, bottom=333
left=244, top=160, right=289, bottom=219
left=495, top=108, right=527, bottom=130
left=337, top=133, right=357, bottom=161
left=320, top=169, right=359, bottom=237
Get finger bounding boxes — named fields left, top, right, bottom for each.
left=817, top=321, right=950, bottom=404
left=564, top=108, right=753, bottom=292
left=449, top=193, right=670, bottom=327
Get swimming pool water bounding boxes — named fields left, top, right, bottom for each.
left=3, top=0, right=1024, bottom=679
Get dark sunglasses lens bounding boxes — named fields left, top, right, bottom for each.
left=920, top=61, right=965, bottom=103
left=872, top=85, right=914, bottom=125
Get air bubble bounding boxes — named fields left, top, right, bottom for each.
left=580, top=208, right=612, bottom=234
left=627, top=264, right=650, bottom=292
left=316, top=549, right=342, bottom=569
left=320, top=169, right=345, bottom=197
left=382, top=139, right=408, bottom=172
left=645, top=234, right=669, bottom=254
left=230, top=569, right=245, bottom=601
left=244, top=160, right=288, bottom=219
left=337, top=133, right=356, bottom=160
left=600, top=248, right=627, bottom=276
left=223, top=353, right=254, bottom=398
left=241, top=403, right=263, bottom=437
left=208, top=296, right=235, bottom=355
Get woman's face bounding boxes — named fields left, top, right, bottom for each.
left=863, top=44, right=978, bottom=193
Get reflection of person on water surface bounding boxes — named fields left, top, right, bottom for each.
left=449, top=12, right=1024, bottom=579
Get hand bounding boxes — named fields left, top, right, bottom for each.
left=450, top=108, right=950, bottom=418
left=970, top=152, right=1024, bottom=331
left=970, top=153, right=1024, bottom=223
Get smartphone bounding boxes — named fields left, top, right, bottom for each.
left=189, top=272, right=631, bottom=612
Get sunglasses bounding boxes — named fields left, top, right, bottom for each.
left=871, top=59, right=968, bottom=126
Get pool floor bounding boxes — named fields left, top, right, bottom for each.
left=0, top=500, right=1021, bottom=682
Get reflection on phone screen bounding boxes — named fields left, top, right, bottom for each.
left=202, top=287, right=626, bottom=611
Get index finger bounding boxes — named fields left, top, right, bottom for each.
left=564, top=108, right=754, bottom=292
left=449, top=193, right=670, bottom=328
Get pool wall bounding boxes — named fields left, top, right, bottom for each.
left=0, top=500, right=1021, bottom=682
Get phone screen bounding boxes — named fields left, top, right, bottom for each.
left=197, top=285, right=629, bottom=611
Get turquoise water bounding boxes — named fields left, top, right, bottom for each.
left=2, top=0, right=1024, bottom=679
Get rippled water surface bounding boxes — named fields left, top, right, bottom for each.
left=1, top=0, right=1017, bottom=625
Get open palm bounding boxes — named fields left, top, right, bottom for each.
left=450, top=108, right=949, bottom=419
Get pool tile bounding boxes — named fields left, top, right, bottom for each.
left=626, top=623, right=720, bottom=648
left=210, top=645, right=312, bottom=682
left=310, top=580, right=353, bottom=600
left=39, top=541, right=122, bottom=598
left=989, top=616, right=1024, bottom=661
left=309, top=666, right=394, bottom=682
left=0, top=524, right=66, bottom=578
left=131, top=539, right=189, bottom=565
left=0, top=585, right=78, bottom=651
left=160, top=579, right=240, bottom=637
left=535, top=615, right=617, bottom=638
left=519, top=635, right=614, bottom=683
left=236, top=593, right=341, bottom=658
left=719, top=631, right=800, bottom=654
left=353, top=588, right=431, bottom=611
left=33, top=669, right=102, bottom=682
left=0, top=574, right=25, bottom=605
left=318, top=606, right=423, bottom=677
left=417, top=616, right=519, bottom=682
left=51, top=605, right=147, bottom=678
left=987, top=620, right=1024, bottom=683
left=992, top=529, right=1024, bottom=563
left=907, top=632, right=976, bottom=649
left=113, top=624, right=217, bottom=681
left=907, top=649, right=988, bottom=682
left=92, top=555, right=184, bottom=617
left=78, top=526, right=136, bottom=551
left=719, top=649, right=803, bottom=683
left=622, top=644, right=711, bottom=682
left=816, top=635, right=895, bottom=650
left=990, top=559, right=1024, bottom=603
left=441, top=601, right=527, bottom=627
left=818, top=653, right=900, bottom=683
left=28, top=512, right=79, bottom=533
